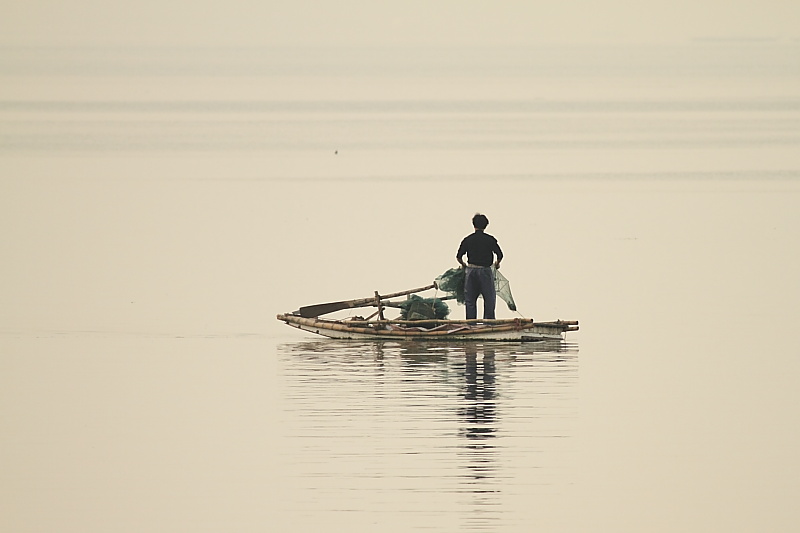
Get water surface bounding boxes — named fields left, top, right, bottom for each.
left=1, top=43, right=799, bottom=532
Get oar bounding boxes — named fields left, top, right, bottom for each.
left=382, top=295, right=455, bottom=308
left=294, top=283, right=436, bottom=318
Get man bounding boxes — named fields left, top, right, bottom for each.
left=456, top=213, right=504, bottom=320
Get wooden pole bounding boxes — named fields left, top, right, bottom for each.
left=374, top=291, right=385, bottom=320
left=294, top=283, right=436, bottom=318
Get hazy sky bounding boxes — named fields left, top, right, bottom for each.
left=2, top=0, right=798, bottom=47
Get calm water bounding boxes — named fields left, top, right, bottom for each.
left=2, top=44, right=800, bottom=532
left=276, top=340, right=578, bottom=532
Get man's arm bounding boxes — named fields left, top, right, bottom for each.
left=494, top=241, right=503, bottom=269
left=456, top=239, right=467, bottom=268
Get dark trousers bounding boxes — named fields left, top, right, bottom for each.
left=464, top=267, right=496, bottom=320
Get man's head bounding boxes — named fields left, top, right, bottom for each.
left=472, top=213, right=489, bottom=230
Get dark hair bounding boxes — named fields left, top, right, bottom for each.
left=472, top=213, right=489, bottom=229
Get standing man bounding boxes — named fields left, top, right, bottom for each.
left=456, top=214, right=503, bottom=320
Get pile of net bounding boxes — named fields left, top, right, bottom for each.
left=435, top=268, right=467, bottom=303
left=398, top=294, right=450, bottom=320
left=435, top=267, right=517, bottom=311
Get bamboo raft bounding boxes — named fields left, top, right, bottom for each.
left=277, top=283, right=578, bottom=342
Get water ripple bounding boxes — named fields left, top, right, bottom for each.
left=276, top=340, right=578, bottom=532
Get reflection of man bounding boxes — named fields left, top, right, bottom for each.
left=463, top=345, right=497, bottom=442
left=456, top=214, right=503, bottom=320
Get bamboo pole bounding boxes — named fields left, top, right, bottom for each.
left=374, top=291, right=385, bottom=320
left=341, top=318, right=534, bottom=327
left=294, top=283, right=436, bottom=318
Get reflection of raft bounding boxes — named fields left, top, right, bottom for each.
left=276, top=282, right=578, bottom=342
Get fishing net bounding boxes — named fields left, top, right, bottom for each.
left=435, top=267, right=517, bottom=311
left=398, top=294, right=450, bottom=320
left=494, top=268, right=517, bottom=311
left=435, top=267, right=466, bottom=303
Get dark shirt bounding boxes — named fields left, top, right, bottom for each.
left=457, top=231, right=503, bottom=267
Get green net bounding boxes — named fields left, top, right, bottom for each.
left=398, top=294, right=450, bottom=320
left=435, top=267, right=466, bottom=303
left=435, top=267, right=517, bottom=311
left=494, top=268, right=517, bottom=311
